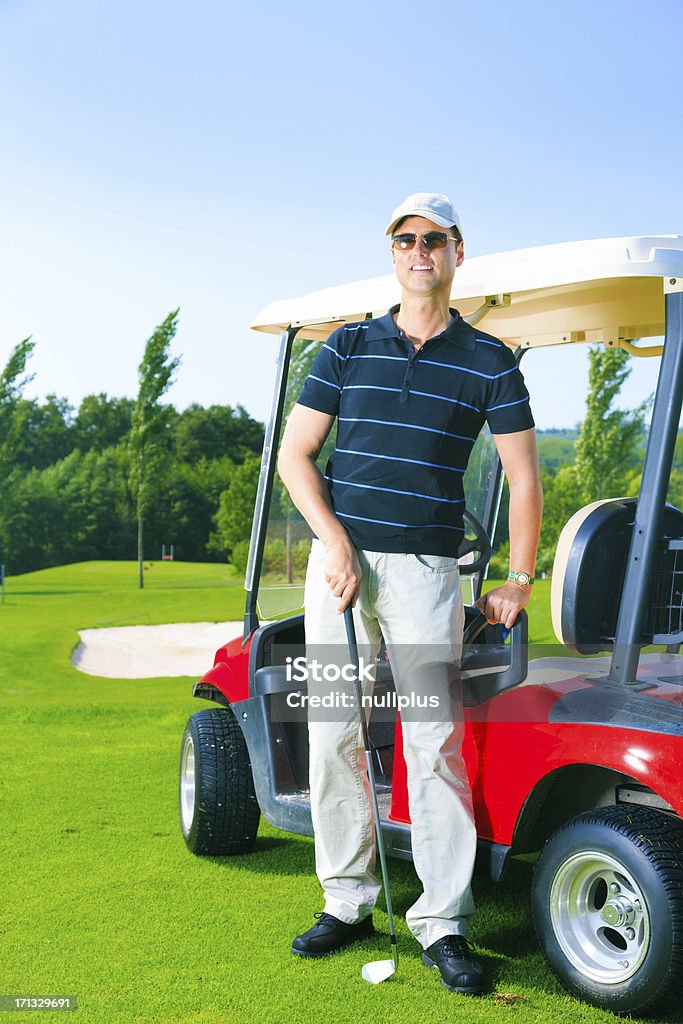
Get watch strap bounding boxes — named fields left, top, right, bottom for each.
left=508, top=570, right=535, bottom=586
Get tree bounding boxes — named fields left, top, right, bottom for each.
left=0, top=467, right=69, bottom=572
left=574, top=346, right=648, bottom=503
left=12, top=395, right=74, bottom=470
left=535, top=464, right=584, bottom=574
left=66, top=447, right=135, bottom=560
left=0, top=338, right=35, bottom=477
left=267, top=335, right=332, bottom=580
left=173, top=403, right=263, bottom=464
left=209, top=456, right=261, bottom=559
left=129, top=311, right=181, bottom=588
left=531, top=346, right=649, bottom=576
left=159, top=455, right=236, bottom=562
left=73, top=393, right=135, bottom=452
left=0, top=337, right=35, bottom=405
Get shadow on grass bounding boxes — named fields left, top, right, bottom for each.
left=206, top=832, right=314, bottom=875
left=203, top=832, right=683, bottom=1015
left=6, top=589, right=102, bottom=596
left=207, top=835, right=545, bottom=966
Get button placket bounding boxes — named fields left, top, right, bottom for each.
left=399, top=342, right=421, bottom=405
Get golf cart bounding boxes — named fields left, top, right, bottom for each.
left=180, top=235, right=683, bottom=1016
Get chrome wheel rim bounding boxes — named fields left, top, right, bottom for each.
left=549, top=849, right=651, bottom=984
left=180, top=734, right=196, bottom=834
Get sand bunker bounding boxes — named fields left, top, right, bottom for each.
left=72, top=621, right=243, bottom=678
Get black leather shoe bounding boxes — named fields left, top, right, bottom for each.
left=422, top=935, right=487, bottom=995
left=292, top=912, right=374, bottom=958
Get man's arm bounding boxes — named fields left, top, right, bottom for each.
left=277, top=403, right=361, bottom=612
left=475, top=427, right=543, bottom=628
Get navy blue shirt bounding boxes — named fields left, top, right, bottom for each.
left=297, top=306, right=534, bottom=556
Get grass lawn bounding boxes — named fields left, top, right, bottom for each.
left=0, top=562, right=653, bottom=1023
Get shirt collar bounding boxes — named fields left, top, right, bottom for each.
left=362, top=304, right=476, bottom=351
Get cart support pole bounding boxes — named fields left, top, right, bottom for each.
left=609, top=286, right=683, bottom=685
left=243, top=326, right=300, bottom=641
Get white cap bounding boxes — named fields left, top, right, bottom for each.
left=385, top=192, right=463, bottom=238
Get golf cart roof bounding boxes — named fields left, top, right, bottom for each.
left=251, top=234, right=683, bottom=349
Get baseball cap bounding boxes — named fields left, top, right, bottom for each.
left=385, top=192, right=463, bottom=238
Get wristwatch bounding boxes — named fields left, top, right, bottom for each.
left=508, top=570, right=535, bottom=587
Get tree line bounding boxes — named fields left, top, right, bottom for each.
left=0, top=315, right=264, bottom=577
left=492, top=345, right=683, bottom=576
left=2, top=319, right=675, bottom=581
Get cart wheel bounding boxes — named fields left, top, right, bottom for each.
left=179, top=707, right=260, bottom=856
left=531, top=805, right=683, bottom=1017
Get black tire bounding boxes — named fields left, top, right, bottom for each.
left=531, top=805, right=683, bottom=1017
left=179, top=707, right=260, bottom=856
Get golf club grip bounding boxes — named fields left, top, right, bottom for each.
left=343, top=603, right=359, bottom=658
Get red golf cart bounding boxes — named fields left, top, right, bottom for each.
left=180, top=234, right=683, bottom=1016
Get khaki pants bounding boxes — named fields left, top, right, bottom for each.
left=304, top=540, right=477, bottom=948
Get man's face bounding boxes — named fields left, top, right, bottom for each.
left=390, top=215, right=464, bottom=298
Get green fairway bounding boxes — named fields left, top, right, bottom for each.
left=0, top=563, right=637, bottom=1023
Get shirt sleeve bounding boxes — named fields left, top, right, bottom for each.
left=297, top=328, right=345, bottom=416
left=484, top=345, right=535, bottom=434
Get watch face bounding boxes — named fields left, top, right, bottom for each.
left=516, top=572, right=530, bottom=585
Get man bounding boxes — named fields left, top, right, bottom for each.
left=277, top=192, right=543, bottom=995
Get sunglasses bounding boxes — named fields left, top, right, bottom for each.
left=391, top=231, right=456, bottom=251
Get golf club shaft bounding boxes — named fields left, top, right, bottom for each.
left=344, top=606, right=398, bottom=964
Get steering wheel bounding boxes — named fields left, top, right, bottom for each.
left=462, top=610, right=489, bottom=645
left=456, top=509, right=491, bottom=576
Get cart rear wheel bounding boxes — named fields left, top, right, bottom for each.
left=532, top=806, right=683, bottom=1017
left=179, top=707, right=260, bottom=856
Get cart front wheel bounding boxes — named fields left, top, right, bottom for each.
left=179, top=707, right=260, bottom=856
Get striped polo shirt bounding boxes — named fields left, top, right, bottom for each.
left=297, top=305, right=534, bottom=556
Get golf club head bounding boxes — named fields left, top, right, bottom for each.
left=362, top=959, right=396, bottom=984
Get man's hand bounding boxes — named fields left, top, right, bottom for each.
left=324, top=540, right=362, bottom=613
left=475, top=581, right=531, bottom=629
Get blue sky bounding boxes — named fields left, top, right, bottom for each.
left=1, top=0, right=681, bottom=429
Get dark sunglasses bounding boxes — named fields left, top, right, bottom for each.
left=391, top=231, right=456, bottom=251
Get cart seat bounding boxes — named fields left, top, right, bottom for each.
left=551, top=497, right=683, bottom=653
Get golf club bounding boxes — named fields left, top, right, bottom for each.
left=343, top=605, right=398, bottom=984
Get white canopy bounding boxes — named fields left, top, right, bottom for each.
left=251, top=235, right=683, bottom=349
